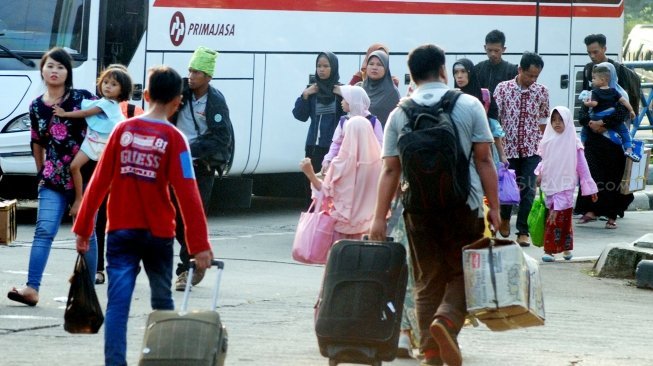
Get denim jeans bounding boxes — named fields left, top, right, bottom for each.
left=27, top=186, right=97, bottom=291
left=500, top=155, right=541, bottom=236
left=175, top=162, right=213, bottom=275
left=104, top=229, right=174, bottom=366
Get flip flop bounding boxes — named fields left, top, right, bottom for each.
left=576, top=214, right=597, bottom=224
left=7, top=287, right=38, bottom=306
left=605, top=221, right=618, bottom=230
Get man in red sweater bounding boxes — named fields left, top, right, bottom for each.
left=73, top=65, right=213, bottom=366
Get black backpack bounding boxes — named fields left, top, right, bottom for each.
left=616, top=62, right=642, bottom=115
left=397, top=90, right=470, bottom=214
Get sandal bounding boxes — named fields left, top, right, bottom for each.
left=576, top=214, right=597, bottom=224
left=605, top=221, right=618, bottom=230
left=7, top=286, right=39, bottom=306
left=95, top=271, right=105, bottom=285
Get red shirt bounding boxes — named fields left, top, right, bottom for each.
left=72, top=117, right=211, bottom=255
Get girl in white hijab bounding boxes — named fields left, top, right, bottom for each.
left=535, top=106, right=598, bottom=262
left=321, top=85, right=383, bottom=173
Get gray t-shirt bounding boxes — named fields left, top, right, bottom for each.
left=383, top=82, right=493, bottom=216
left=176, top=93, right=208, bottom=145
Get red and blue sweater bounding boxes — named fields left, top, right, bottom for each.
left=73, top=117, right=211, bottom=255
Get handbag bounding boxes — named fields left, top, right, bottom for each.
left=291, top=192, right=337, bottom=264
left=527, top=190, right=548, bottom=248
left=498, top=162, right=520, bottom=205
left=64, top=254, right=105, bottom=334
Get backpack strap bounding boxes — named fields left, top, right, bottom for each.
left=367, top=115, right=377, bottom=128
left=338, top=115, right=347, bottom=129
left=439, top=89, right=463, bottom=113
left=398, top=89, right=462, bottom=131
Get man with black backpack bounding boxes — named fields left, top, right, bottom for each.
left=369, top=44, right=500, bottom=366
left=170, top=46, right=234, bottom=291
left=583, top=33, right=641, bottom=117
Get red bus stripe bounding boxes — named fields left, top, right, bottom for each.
left=152, top=0, right=623, bottom=18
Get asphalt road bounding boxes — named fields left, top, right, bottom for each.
left=1, top=196, right=652, bottom=366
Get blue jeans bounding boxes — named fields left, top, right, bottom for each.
left=27, top=186, right=97, bottom=291
left=500, top=155, right=541, bottom=236
left=104, top=229, right=174, bottom=366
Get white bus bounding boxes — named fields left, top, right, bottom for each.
left=0, top=0, right=625, bottom=204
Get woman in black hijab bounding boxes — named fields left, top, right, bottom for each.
left=453, top=58, right=506, bottom=164
left=293, top=52, right=344, bottom=173
left=453, top=58, right=485, bottom=106
left=362, top=50, right=400, bottom=127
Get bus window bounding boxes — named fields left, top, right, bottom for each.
left=99, top=0, right=147, bottom=69
left=0, top=0, right=88, bottom=57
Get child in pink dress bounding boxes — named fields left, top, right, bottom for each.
left=536, top=106, right=598, bottom=262
left=321, top=85, right=383, bottom=174
left=301, top=116, right=382, bottom=241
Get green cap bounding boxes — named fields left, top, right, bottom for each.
left=189, top=46, right=218, bottom=77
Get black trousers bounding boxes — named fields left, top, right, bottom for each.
left=175, top=161, right=215, bottom=275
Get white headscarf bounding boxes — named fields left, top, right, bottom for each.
left=340, top=85, right=370, bottom=117
left=538, top=106, right=584, bottom=196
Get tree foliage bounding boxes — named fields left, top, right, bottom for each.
left=625, top=0, right=653, bottom=40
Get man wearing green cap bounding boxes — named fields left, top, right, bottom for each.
left=170, top=46, right=234, bottom=291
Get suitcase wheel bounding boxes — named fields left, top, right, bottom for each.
left=328, top=359, right=381, bottom=366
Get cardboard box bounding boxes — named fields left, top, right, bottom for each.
left=621, top=147, right=650, bottom=194
left=0, top=199, right=17, bottom=244
left=463, top=237, right=545, bottom=331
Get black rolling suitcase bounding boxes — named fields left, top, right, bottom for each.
left=138, top=260, right=228, bottom=366
left=315, top=239, right=408, bottom=366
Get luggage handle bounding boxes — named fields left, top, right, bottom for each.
left=181, top=259, right=224, bottom=314
left=362, top=235, right=394, bottom=242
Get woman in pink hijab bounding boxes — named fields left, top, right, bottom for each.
left=535, top=106, right=598, bottom=262
left=300, top=116, right=382, bottom=240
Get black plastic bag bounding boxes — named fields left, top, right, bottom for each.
left=64, top=254, right=104, bottom=334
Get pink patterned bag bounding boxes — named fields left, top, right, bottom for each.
left=292, top=193, right=336, bottom=264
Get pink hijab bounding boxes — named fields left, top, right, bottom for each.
left=323, top=116, right=382, bottom=234
left=537, top=106, right=584, bottom=196
left=340, top=85, right=371, bottom=117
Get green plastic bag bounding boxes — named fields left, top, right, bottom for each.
left=527, top=190, right=548, bottom=248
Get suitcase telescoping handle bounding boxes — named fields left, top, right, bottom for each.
left=181, top=259, right=225, bottom=314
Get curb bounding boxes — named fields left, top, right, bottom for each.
left=627, top=190, right=653, bottom=211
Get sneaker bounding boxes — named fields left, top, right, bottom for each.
left=542, top=253, right=555, bottom=262
left=517, top=234, right=531, bottom=247
left=429, top=317, right=462, bottom=366
left=421, top=349, right=443, bottom=366
left=396, top=332, right=413, bottom=359
left=625, top=151, right=641, bottom=162
left=191, top=267, right=206, bottom=286
left=420, top=357, right=444, bottom=366
left=563, top=250, right=573, bottom=261
left=499, top=219, right=510, bottom=238
left=175, top=271, right=189, bottom=292
left=95, top=271, right=105, bottom=285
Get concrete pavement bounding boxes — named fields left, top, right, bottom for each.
left=1, top=198, right=653, bottom=365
